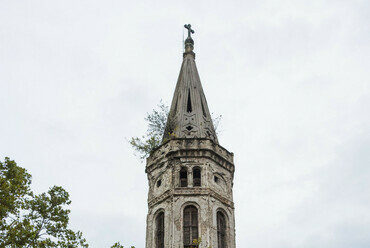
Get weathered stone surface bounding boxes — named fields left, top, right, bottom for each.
left=162, top=32, right=218, bottom=144
left=145, top=28, right=236, bottom=248
left=145, top=139, right=236, bottom=248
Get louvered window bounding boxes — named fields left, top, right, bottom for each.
left=155, top=212, right=164, bottom=248
left=193, top=168, right=201, bottom=187
left=180, top=168, right=188, bottom=187
left=183, top=206, right=198, bottom=248
left=217, top=211, right=227, bottom=248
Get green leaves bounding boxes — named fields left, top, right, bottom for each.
left=0, top=157, right=31, bottom=221
left=110, top=242, right=124, bottom=248
left=129, top=135, right=162, bottom=160
left=129, top=101, right=169, bottom=160
left=145, top=101, right=169, bottom=138
left=0, top=158, right=88, bottom=248
left=110, top=242, right=135, bottom=248
left=0, top=158, right=137, bottom=247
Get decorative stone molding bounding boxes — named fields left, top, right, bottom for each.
left=146, top=138, right=234, bottom=174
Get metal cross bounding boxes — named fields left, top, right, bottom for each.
left=184, top=24, right=194, bottom=38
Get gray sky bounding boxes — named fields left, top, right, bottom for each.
left=1, top=0, right=370, bottom=247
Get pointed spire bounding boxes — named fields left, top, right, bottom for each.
left=163, top=24, right=218, bottom=143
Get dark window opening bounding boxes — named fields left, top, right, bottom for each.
left=187, top=89, right=192, bottom=113
left=217, top=211, right=227, bottom=248
left=156, top=212, right=165, bottom=248
left=183, top=206, right=198, bottom=248
left=186, top=126, right=193, bottom=131
left=193, top=168, right=201, bottom=187
left=157, top=180, right=162, bottom=187
left=180, top=168, right=188, bottom=187
left=206, top=131, right=211, bottom=137
left=214, top=176, right=219, bottom=183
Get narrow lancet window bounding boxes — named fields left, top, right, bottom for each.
left=180, top=168, right=188, bottom=187
left=155, top=212, right=165, bottom=248
left=217, top=211, right=227, bottom=248
left=193, top=167, right=201, bottom=187
left=183, top=206, right=198, bottom=247
left=187, top=89, right=192, bottom=113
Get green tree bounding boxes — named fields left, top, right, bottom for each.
left=1, top=158, right=136, bottom=247
left=110, top=242, right=135, bottom=248
left=0, top=157, right=88, bottom=248
left=110, top=242, right=124, bottom=248
left=129, top=101, right=171, bottom=160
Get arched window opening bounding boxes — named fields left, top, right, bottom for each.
left=155, top=212, right=165, bottom=248
left=180, top=168, right=188, bottom=187
left=193, top=168, right=201, bottom=187
left=183, top=206, right=198, bottom=248
left=217, top=211, right=227, bottom=248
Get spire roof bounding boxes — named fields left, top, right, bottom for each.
left=163, top=25, right=218, bottom=144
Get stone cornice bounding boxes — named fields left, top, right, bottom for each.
left=148, top=187, right=234, bottom=209
left=146, top=138, right=234, bottom=174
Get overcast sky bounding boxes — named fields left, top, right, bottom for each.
left=1, top=0, right=370, bottom=247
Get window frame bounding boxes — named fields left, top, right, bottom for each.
left=183, top=205, right=199, bottom=248
left=217, top=210, right=228, bottom=248
left=180, top=167, right=188, bottom=187
left=155, top=211, right=165, bottom=248
left=192, top=167, right=201, bottom=187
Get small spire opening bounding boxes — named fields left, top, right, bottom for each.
left=187, top=89, right=192, bottom=113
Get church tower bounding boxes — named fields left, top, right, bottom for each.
left=145, top=25, right=236, bottom=248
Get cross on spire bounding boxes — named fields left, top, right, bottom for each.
left=184, top=24, right=194, bottom=38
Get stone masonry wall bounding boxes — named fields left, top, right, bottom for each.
left=146, top=138, right=236, bottom=248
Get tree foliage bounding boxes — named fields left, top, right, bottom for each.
left=0, top=157, right=88, bottom=248
left=110, top=242, right=135, bottom=248
left=1, top=158, right=137, bottom=247
left=129, top=101, right=170, bottom=160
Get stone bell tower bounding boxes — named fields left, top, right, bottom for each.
left=145, top=24, right=236, bottom=248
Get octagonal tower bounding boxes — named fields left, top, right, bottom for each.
left=145, top=25, right=236, bottom=248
